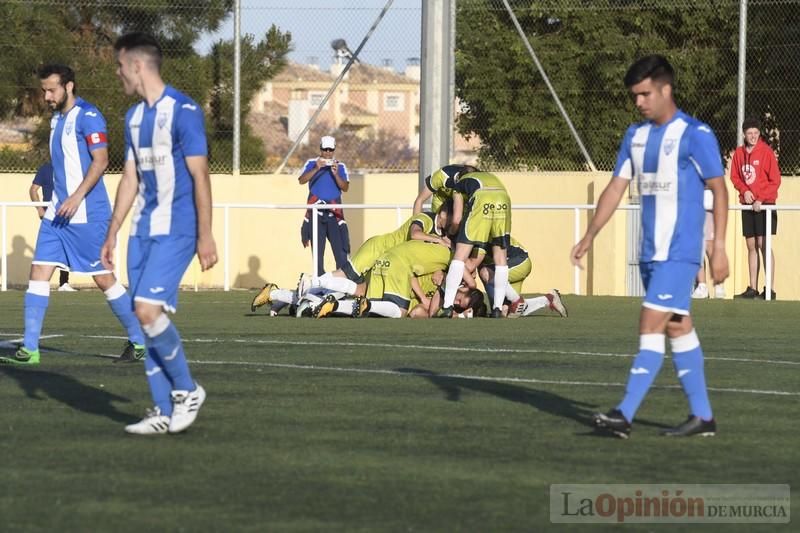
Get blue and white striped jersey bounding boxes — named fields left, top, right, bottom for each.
left=125, top=85, right=207, bottom=238
left=47, top=97, right=111, bottom=224
left=613, top=110, right=724, bottom=263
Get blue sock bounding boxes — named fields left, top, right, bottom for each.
left=23, top=281, right=51, bottom=351
left=143, top=314, right=195, bottom=391
left=671, top=330, right=713, bottom=420
left=145, top=349, right=174, bottom=416
left=617, top=333, right=665, bottom=422
left=105, top=283, right=145, bottom=345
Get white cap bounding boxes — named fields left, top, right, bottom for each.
left=320, top=136, right=336, bottom=150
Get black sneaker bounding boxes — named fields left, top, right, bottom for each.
left=115, top=341, right=146, bottom=364
left=660, top=415, right=716, bottom=437
left=734, top=286, right=759, bottom=299
left=592, top=408, right=632, bottom=439
left=490, top=307, right=503, bottom=318
left=759, top=287, right=776, bottom=300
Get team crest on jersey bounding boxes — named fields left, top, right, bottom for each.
left=663, top=139, right=677, bottom=155
left=65, top=121, right=73, bottom=135
left=157, top=112, right=168, bottom=129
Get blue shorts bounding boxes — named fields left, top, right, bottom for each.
left=128, top=235, right=195, bottom=313
left=640, top=261, right=699, bottom=316
left=32, top=219, right=111, bottom=275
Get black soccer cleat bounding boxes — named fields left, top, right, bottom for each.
left=115, top=341, right=146, bottom=364
left=592, top=408, right=632, bottom=439
left=351, top=295, right=370, bottom=318
left=437, top=306, right=454, bottom=318
left=660, top=415, right=716, bottom=437
left=489, top=307, right=503, bottom=318
left=312, top=294, right=339, bottom=319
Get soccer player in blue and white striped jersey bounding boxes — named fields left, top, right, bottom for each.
left=102, top=33, right=218, bottom=435
left=571, top=55, right=729, bottom=438
left=0, top=64, right=145, bottom=366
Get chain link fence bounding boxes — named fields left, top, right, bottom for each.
left=0, top=0, right=797, bottom=175
left=456, top=0, right=800, bottom=174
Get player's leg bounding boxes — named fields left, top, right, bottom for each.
left=130, top=236, right=204, bottom=433
left=593, top=262, right=695, bottom=438
left=2, top=221, right=64, bottom=365
left=368, top=269, right=411, bottom=318
left=737, top=211, right=759, bottom=297
left=94, top=272, right=146, bottom=362
left=661, top=313, right=715, bottom=437
left=442, top=242, right=473, bottom=312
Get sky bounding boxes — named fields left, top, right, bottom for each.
left=195, top=0, right=423, bottom=73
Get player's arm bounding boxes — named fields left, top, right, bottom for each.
left=570, top=176, right=628, bottom=268
left=409, top=220, right=446, bottom=245
left=330, top=162, right=349, bottom=192
left=187, top=155, right=218, bottom=272
left=29, top=183, right=45, bottom=219
left=101, top=159, right=139, bottom=271
left=413, top=187, right=432, bottom=215
left=705, top=176, right=729, bottom=285
left=410, top=275, right=430, bottom=309
left=57, top=146, right=109, bottom=220
left=450, top=193, right=464, bottom=235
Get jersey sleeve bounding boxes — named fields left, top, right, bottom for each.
left=79, top=108, right=108, bottom=152
left=689, top=123, right=724, bottom=180
left=409, top=212, right=434, bottom=234
left=612, top=126, right=636, bottom=180
left=175, top=100, right=208, bottom=157
left=32, top=163, right=52, bottom=186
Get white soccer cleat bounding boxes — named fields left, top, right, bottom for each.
left=692, top=283, right=708, bottom=299
left=57, top=283, right=78, bottom=292
left=714, top=285, right=725, bottom=299
left=168, top=383, right=206, bottom=433
left=125, top=407, right=170, bottom=435
left=547, top=289, right=568, bottom=318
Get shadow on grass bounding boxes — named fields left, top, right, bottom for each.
left=0, top=365, right=137, bottom=424
left=396, top=367, right=672, bottom=433
left=396, top=367, right=597, bottom=425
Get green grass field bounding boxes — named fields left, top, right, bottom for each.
left=0, top=291, right=796, bottom=532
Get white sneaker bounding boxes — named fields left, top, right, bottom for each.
left=547, top=289, right=568, bottom=317
left=125, top=407, right=170, bottom=435
left=58, top=283, right=77, bottom=292
left=714, top=285, right=725, bottom=299
left=168, top=383, right=206, bottom=433
left=692, top=283, right=708, bottom=299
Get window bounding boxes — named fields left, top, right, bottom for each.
left=309, top=92, right=326, bottom=107
left=384, top=93, right=404, bottom=112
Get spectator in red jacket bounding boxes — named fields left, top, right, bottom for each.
left=730, top=118, right=781, bottom=300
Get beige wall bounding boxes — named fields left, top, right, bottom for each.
left=2, top=172, right=798, bottom=299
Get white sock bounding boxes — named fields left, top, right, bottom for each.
left=443, top=260, right=465, bottom=308
left=317, top=273, right=357, bottom=295
left=493, top=265, right=509, bottom=310
left=369, top=301, right=403, bottom=318
left=103, top=282, right=127, bottom=300
left=505, top=282, right=520, bottom=302
left=271, top=289, right=295, bottom=305
left=335, top=300, right=355, bottom=315
left=522, top=296, right=548, bottom=316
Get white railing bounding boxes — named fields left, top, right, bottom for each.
left=2, top=201, right=797, bottom=299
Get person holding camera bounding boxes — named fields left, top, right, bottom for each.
left=299, top=135, right=351, bottom=276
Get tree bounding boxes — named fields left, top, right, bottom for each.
left=208, top=26, right=292, bottom=172
left=454, top=0, right=769, bottom=171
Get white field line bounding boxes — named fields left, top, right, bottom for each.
left=79, top=334, right=800, bottom=366
left=0, top=334, right=63, bottom=348
left=66, top=334, right=800, bottom=398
